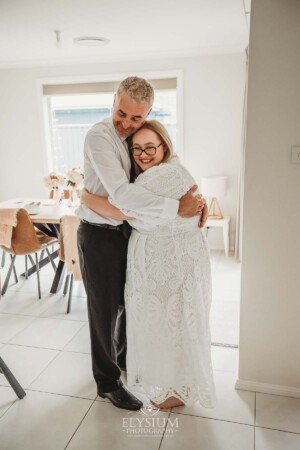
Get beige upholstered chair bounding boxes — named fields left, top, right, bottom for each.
left=0, top=209, right=58, bottom=299
left=59, top=215, right=81, bottom=313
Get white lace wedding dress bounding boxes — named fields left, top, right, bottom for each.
left=114, top=156, right=217, bottom=407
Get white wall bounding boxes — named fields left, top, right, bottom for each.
left=0, top=54, right=246, bottom=251
left=237, top=0, right=300, bottom=395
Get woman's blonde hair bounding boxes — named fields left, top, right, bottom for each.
left=133, top=120, right=174, bottom=163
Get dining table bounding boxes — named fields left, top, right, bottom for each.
left=0, top=198, right=77, bottom=293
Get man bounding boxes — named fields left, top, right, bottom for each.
left=77, top=77, right=207, bottom=411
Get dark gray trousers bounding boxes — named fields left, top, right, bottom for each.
left=77, top=221, right=129, bottom=393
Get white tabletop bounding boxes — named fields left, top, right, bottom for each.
left=0, top=198, right=76, bottom=224
left=205, top=216, right=230, bottom=227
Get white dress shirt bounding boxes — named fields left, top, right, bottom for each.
left=76, top=117, right=179, bottom=225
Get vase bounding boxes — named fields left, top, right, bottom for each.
left=68, top=187, right=79, bottom=207
left=52, top=188, right=62, bottom=205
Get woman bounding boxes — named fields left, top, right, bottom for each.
left=82, top=120, right=217, bottom=409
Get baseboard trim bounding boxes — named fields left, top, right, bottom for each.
left=235, top=378, right=300, bottom=399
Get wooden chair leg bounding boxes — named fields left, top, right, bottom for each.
left=0, top=357, right=26, bottom=399
left=1, top=255, right=16, bottom=295
left=67, top=274, right=73, bottom=314
left=35, top=253, right=41, bottom=300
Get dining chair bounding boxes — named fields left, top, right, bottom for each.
left=59, top=215, right=82, bottom=313
left=0, top=209, right=58, bottom=299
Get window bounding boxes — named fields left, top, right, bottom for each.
left=42, top=78, right=178, bottom=173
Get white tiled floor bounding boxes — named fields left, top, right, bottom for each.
left=0, top=250, right=300, bottom=449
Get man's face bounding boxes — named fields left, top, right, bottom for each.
left=112, top=92, right=151, bottom=138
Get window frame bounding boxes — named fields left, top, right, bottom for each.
left=36, top=70, right=184, bottom=174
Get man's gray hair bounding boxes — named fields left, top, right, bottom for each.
left=117, top=77, right=154, bottom=106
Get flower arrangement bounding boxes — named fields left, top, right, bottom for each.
left=42, top=168, right=84, bottom=206
left=43, top=172, right=66, bottom=189
left=66, top=168, right=84, bottom=188
left=66, top=168, right=84, bottom=206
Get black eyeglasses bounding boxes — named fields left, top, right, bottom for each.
left=130, top=143, right=163, bottom=156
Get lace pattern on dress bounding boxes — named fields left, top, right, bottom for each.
left=111, top=156, right=217, bottom=407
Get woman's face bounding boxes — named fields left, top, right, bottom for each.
left=131, top=128, right=166, bottom=171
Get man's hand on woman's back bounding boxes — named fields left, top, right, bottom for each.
left=178, top=185, right=206, bottom=220
left=199, top=203, right=208, bottom=228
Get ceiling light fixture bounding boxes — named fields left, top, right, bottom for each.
left=73, top=36, right=109, bottom=47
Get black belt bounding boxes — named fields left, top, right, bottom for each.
left=81, top=219, right=123, bottom=232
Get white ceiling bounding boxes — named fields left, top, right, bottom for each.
left=0, top=0, right=250, bottom=68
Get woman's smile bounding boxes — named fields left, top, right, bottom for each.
left=138, top=157, right=155, bottom=166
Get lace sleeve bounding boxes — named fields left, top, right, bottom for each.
left=109, top=160, right=192, bottom=219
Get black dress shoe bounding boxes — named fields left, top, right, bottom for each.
left=98, top=386, right=142, bottom=411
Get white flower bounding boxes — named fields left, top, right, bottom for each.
left=43, top=172, right=66, bottom=189
left=57, top=174, right=66, bottom=186
left=51, top=179, right=58, bottom=188
left=67, top=168, right=84, bottom=187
